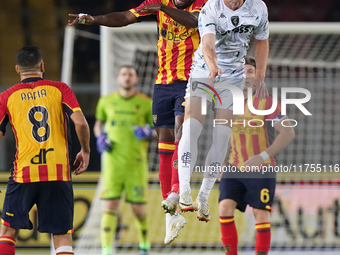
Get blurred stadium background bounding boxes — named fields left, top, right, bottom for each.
left=0, top=0, right=340, bottom=254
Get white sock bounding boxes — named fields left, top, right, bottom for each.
left=55, top=245, right=73, bottom=254
left=199, top=125, right=232, bottom=199
left=178, top=118, right=203, bottom=196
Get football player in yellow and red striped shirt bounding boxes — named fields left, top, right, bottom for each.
left=68, top=0, right=206, bottom=244
left=219, top=57, right=295, bottom=255
left=0, top=46, right=90, bottom=255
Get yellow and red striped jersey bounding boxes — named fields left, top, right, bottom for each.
left=130, top=0, right=206, bottom=84
left=0, top=77, right=81, bottom=183
left=228, top=94, right=282, bottom=169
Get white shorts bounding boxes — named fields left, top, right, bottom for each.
left=185, top=64, right=245, bottom=110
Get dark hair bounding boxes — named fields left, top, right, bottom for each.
left=16, top=46, right=43, bottom=67
left=119, top=65, right=138, bottom=75
left=245, top=57, right=256, bottom=68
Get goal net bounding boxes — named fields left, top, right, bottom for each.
left=65, top=22, right=340, bottom=254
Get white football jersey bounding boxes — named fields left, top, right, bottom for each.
left=193, top=0, right=269, bottom=76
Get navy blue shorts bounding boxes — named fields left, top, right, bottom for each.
left=219, top=164, right=276, bottom=212
left=1, top=179, right=74, bottom=234
left=152, top=81, right=187, bottom=128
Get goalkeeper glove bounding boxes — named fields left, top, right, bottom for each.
left=134, top=124, right=153, bottom=140
left=96, top=133, right=113, bottom=154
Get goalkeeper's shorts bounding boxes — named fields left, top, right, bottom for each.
left=1, top=178, right=74, bottom=234
left=152, top=81, right=186, bottom=128
left=219, top=163, right=276, bottom=212
left=101, top=159, right=148, bottom=204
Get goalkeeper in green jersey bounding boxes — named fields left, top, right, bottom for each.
left=94, top=66, right=154, bottom=255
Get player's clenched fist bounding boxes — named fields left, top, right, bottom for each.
left=68, top=13, right=94, bottom=26
left=96, top=133, right=113, bottom=154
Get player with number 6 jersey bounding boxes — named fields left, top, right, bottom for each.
left=218, top=57, right=295, bottom=255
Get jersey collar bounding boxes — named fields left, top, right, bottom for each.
left=21, top=77, right=43, bottom=83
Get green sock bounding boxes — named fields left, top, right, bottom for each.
left=135, top=215, right=150, bottom=250
left=101, top=209, right=117, bottom=255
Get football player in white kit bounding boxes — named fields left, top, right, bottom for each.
left=177, top=0, right=270, bottom=221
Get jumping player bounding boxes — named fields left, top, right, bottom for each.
left=68, top=0, right=206, bottom=244
left=178, top=0, right=269, bottom=222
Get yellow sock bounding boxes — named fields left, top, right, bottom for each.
left=135, top=215, right=150, bottom=250
left=101, top=209, right=117, bottom=255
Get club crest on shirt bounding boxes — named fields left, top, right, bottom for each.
left=231, top=16, right=239, bottom=26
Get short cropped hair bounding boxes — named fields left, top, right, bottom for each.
left=118, top=65, right=138, bottom=75
left=245, top=57, right=256, bottom=68
left=16, top=46, right=43, bottom=67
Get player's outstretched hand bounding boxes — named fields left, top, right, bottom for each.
left=253, top=78, right=269, bottom=100
left=135, top=3, right=163, bottom=14
left=68, top=13, right=94, bottom=26
left=134, top=124, right=153, bottom=140
left=244, top=155, right=264, bottom=168
left=73, top=149, right=90, bottom=175
left=96, top=133, right=113, bottom=154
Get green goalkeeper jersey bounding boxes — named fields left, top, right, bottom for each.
left=95, top=92, right=153, bottom=165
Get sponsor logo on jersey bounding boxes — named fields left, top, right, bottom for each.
left=231, top=16, right=239, bottom=26
left=160, top=27, right=197, bottom=42
left=165, top=17, right=180, bottom=27
left=30, top=148, right=54, bottom=164
left=220, top=25, right=254, bottom=36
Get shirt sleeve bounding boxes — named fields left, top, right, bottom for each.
left=0, top=92, right=9, bottom=135
left=198, top=2, right=217, bottom=37
left=60, top=83, right=81, bottom=117
left=253, top=1, right=269, bottom=40
left=129, top=0, right=162, bottom=18
left=95, top=97, right=107, bottom=122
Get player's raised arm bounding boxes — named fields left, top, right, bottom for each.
left=136, top=3, right=199, bottom=28
left=70, top=111, right=91, bottom=175
left=68, top=11, right=138, bottom=27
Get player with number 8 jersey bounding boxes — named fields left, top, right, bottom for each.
left=0, top=46, right=90, bottom=255
left=0, top=75, right=81, bottom=183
